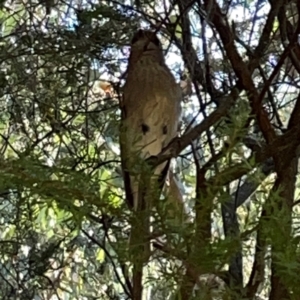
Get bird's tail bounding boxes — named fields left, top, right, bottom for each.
left=127, top=161, right=170, bottom=300
left=129, top=182, right=151, bottom=300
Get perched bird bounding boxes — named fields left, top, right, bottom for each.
left=119, top=29, right=181, bottom=298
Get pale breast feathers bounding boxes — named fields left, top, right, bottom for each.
left=122, top=30, right=181, bottom=162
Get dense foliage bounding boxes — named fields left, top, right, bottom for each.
left=0, top=0, right=299, bottom=299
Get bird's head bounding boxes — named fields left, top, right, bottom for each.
left=129, top=29, right=164, bottom=64
left=131, top=29, right=161, bottom=50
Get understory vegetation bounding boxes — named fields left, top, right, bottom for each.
left=0, top=0, right=299, bottom=299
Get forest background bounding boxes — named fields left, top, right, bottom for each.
left=0, top=0, right=299, bottom=299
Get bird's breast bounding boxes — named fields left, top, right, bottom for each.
left=124, top=60, right=180, bottom=107
left=122, top=56, right=181, bottom=158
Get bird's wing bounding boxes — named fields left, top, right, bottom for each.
left=121, top=61, right=181, bottom=209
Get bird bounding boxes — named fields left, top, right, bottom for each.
left=119, top=29, right=181, bottom=298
